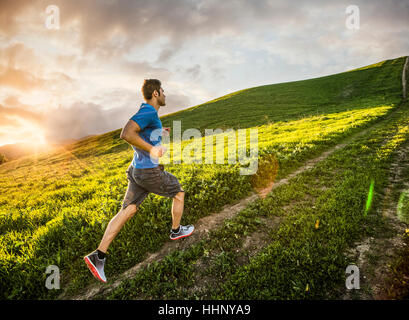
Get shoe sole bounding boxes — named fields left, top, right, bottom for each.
left=84, top=256, right=107, bottom=283
left=170, top=228, right=195, bottom=240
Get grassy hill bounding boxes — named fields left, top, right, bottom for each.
left=8, top=56, right=402, bottom=165
left=0, top=56, right=407, bottom=299
left=161, top=57, right=404, bottom=132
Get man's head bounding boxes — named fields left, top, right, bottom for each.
left=142, top=79, right=166, bottom=107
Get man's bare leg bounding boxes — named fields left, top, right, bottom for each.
left=171, top=191, right=185, bottom=230
left=97, top=204, right=138, bottom=253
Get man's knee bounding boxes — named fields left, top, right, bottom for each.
left=173, top=191, right=185, bottom=202
left=123, top=204, right=138, bottom=219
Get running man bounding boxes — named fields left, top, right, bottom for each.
left=84, top=79, right=194, bottom=283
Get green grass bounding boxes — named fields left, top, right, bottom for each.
left=214, top=107, right=409, bottom=299
left=106, top=102, right=409, bottom=300
left=161, top=57, right=405, bottom=133
left=0, top=56, right=406, bottom=299
left=397, top=191, right=409, bottom=224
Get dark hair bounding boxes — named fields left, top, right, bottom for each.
left=141, top=79, right=161, bottom=100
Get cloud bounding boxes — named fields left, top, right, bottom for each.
left=0, top=99, right=44, bottom=144
left=0, top=98, right=112, bottom=144
left=2, top=0, right=407, bottom=76
left=0, top=42, right=46, bottom=90
left=158, top=92, right=191, bottom=116
left=121, top=60, right=172, bottom=82
left=40, top=93, right=190, bottom=143
left=0, top=0, right=408, bottom=147
left=185, top=64, right=201, bottom=80
left=0, top=98, right=113, bottom=144
left=156, top=42, right=184, bottom=64
left=0, top=101, right=43, bottom=124
left=215, top=0, right=409, bottom=76
left=0, top=0, right=34, bottom=36
left=0, top=67, right=46, bottom=90
left=2, top=0, right=408, bottom=58
left=42, top=102, right=110, bottom=143
left=0, top=114, right=19, bottom=127
left=0, top=42, right=77, bottom=92
left=0, top=0, right=308, bottom=58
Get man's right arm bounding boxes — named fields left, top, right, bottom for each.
left=120, top=120, right=164, bottom=158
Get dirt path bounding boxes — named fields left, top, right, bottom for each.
left=340, top=57, right=409, bottom=300
left=342, top=140, right=409, bottom=300
left=70, top=193, right=259, bottom=300
left=66, top=113, right=396, bottom=300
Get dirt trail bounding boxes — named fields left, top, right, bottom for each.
left=66, top=113, right=395, bottom=300
left=71, top=193, right=259, bottom=300
left=340, top=56, right=409, bottom=300
left=342, top=141, right=409, bottom=300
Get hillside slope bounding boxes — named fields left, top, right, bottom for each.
left=161, top=57, right=405, bottom=132
left=4, top=55, right=403, bottom=166
left=0, top=56, right=407, bottom=300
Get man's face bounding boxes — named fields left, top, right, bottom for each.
left=158, top=87, right=166, bottom=106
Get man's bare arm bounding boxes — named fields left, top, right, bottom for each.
left=120, top=120, right=165, bottom=158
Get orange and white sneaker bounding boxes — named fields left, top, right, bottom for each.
left=84, top=251, right=107, bottom=283
left=170, top=225, right=195, bottom=240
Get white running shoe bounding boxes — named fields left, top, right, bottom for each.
left=84, top=251, right=107, bottom=283
left=170, top=225, right=195, bottom=240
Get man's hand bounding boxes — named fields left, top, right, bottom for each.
left=150, top=146, right=167, bottom=158
left=162, top=127, right=171, bottom=136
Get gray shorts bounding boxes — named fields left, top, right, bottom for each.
left=122, top=164, right=184, bottom=210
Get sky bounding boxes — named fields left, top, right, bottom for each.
left=0, top=0, right=408, bottom=146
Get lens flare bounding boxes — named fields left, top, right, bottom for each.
left=364, top=179, right=375, bottom=216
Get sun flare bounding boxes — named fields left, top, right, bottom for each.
left=29, top=126, right=49, bottom=148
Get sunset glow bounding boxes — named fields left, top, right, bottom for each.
left=31, top=129, right=48, bottom=147
left=0, top=0, right=408, bottom=148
